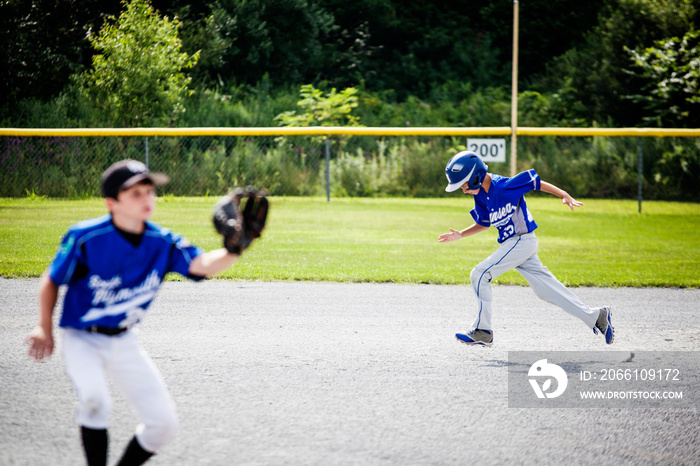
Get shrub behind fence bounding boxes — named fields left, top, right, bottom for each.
left=1, top=129, right=698, bottom=202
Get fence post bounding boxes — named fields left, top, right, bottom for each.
left=145, top=136, right=149, bottom=169
left=510, top=0, right=519, bottom=177
left=325, top=136, right=331, bottom=202
left=638, top=137, right=643, bottom=214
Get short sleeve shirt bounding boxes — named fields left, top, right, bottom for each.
left=49, top=215, right=204, bottom=329
left=470, top=169, right=541, bottom=243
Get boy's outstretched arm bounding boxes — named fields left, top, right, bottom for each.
left=26, top=271, right=58, bottom=360
left=540, top=181, right=583, bottom=211
left=438, top=223, right=489, bottom=242
left=189, top=248, right=239, bottom=277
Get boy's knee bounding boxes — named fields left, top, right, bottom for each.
left=470, top=267, right=490, bottom=286
left=137, top=412, right=178, bottom=452
left=77, top=393, right=112, bottom=427
left=470, top=267, right=479, bottom=284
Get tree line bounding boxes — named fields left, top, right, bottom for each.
left=1, top=0, right=699, bottom=128
left=1, top=0, right=699, bottom=202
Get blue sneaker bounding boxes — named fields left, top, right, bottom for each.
left=456, top=329, right=493, bottom=347
left=593, top=307, right=615, bottom=344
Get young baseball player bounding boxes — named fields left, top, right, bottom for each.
left=438, top=151, right=614, bottom=347
left=25, top=160, right=267, bottom=466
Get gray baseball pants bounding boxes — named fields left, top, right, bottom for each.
left=469, top=232, right=598, bottom=331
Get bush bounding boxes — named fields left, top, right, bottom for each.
left=2, top=82, right=698, bottom=202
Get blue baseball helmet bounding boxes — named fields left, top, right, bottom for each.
left=445, top=151, right=488, bottom=192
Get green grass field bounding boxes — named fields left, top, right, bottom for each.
left=1, top=196, right=699, bottom=287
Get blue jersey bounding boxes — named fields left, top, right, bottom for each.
left=48, top=215, right=204, bottom=329
left=470, top=169, right=541, bottom=243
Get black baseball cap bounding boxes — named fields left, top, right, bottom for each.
left=101, top=159, right=170, bottom=199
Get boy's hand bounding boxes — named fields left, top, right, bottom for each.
left=438, top=228, right=462, bottom=242
left=539, top=181, right=583, bottom=211
left=25, top=326, right=54, bottom=360
left=562, top=194, right=583, bottom=211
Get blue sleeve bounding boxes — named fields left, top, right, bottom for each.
left=48, top=229, right=82, bottom=285
left=504, top=169, right=541, bottom=196
left=470, top=195, right=491, bottom=227
left=167, top=234, right=206, bottom=281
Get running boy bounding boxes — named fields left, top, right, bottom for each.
left=25, top=160, right=266, bottom=465
left=437, top=151, right=614, bottom=347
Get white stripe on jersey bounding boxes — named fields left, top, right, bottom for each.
left=81, top=291, right=157, bottom=323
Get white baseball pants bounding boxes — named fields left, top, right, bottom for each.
left=469, top=232, right=598, bottom=331
left=61, top=328, right=178, bottom=453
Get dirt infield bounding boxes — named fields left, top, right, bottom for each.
left=2, top=278, right=699, bottom=465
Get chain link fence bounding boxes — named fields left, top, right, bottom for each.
left=1, top=132, right=699, bottom=202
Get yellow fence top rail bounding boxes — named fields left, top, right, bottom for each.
left=1, top=127, right=699, bottom=137
left=0, top=127, right=508, bottom=137
left=518, top=127, right=700, bottom=137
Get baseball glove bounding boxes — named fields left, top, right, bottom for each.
left=213, top=187, right=268, bottom=255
